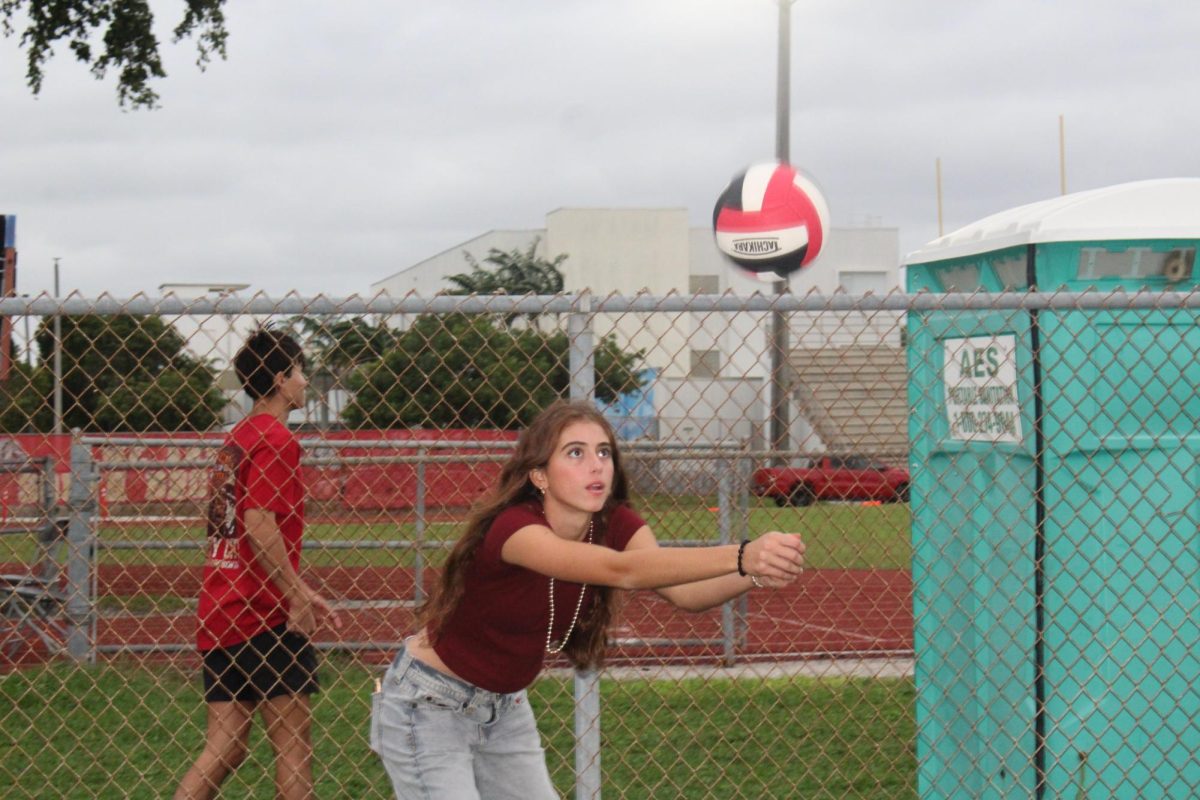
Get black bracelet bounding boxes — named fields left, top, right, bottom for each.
left=736, top=539, right=750, bottom=577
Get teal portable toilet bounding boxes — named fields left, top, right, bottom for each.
left=905, top=178, right=1200, bottom=799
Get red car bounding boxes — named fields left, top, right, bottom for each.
left=751, top=456, right=910, bottom=507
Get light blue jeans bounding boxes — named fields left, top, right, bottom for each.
left=370, top=643, right=559, bottom=799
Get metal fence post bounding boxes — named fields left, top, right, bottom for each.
left=718, top=459, right=736, bottom=666
left=414, top=447, right=427, bottom=605
left=66, top=432, right=97, bottom=663
left=568, top=290, right=595, bottom=402
left=735, top=448, right=752, bottom=644
left=569, top=291, right=602, bottom=800
left=574, top=669, right=602, bottom=800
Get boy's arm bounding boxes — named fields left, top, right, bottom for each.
left=244, top=507, right=340, bottom=636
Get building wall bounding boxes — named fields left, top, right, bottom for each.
left=544, top=208, right=693, bottom=378
left=156, top=284, right=266, bottom=427
left=367, top=209, right=901, bottom=453
left=684, top=224, right=902, bottom=406
left=545, top=208, right=690, bottom=294
left=370, top=230, right=543, bottom=297
left=636, top=375, right=765, bottom=494
left=370, top=208, right=899, bottom=308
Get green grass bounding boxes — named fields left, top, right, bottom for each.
left=640, top=497, right=912, bottom=570
left=537, top=674, right=916, bottom=799
left=1, top=495, right=912, bottom=572
left=0, top=657, right=915, bottom=799
left=95, top=593, right=193, bottom=615
left=0, top=657, right=384, bottom=799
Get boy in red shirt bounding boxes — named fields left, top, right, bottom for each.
left=176, top=329, right=339, bottom=800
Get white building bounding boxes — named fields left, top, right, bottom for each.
left=371, top=208, right=902, bottom=454
left=372, top=208, right=899, bottom=302
left=159, top=282, right=324, bottom=428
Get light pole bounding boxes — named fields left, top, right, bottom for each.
left=53, top=258, right=64, bottom=435
left=769, top=0, right=794, bottom=465
left=775, top=0, right=791, bottom=162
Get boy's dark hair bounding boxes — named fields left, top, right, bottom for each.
left=234, top=328, right=306, bottom=400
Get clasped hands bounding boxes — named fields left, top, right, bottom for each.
left=741, top=532, right=806, bottom=588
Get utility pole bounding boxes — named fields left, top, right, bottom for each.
left=769, top=0, right=794, bottom=465
left=53, top=258, right=63, bottom=435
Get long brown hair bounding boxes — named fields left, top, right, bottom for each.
left=417, top=400, right=631, bottom=670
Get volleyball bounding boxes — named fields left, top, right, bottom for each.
left=712, top=161, right=830, bottom=281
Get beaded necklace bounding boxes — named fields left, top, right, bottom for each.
left=545, top=516, right=593, bottom=654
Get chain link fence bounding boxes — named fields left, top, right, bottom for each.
left=0, top=290, right=1196, bottom=798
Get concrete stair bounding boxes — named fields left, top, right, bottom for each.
left=788, top=345, right=908, bottom=464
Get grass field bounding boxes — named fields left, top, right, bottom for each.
left=0, top=657, right=916, bottom=799
left=1, top=496, right=911, bottom=645
left=0, top=496, right=913, bottom=572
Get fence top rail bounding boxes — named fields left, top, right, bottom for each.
left=8, top=289, right=1200, bottom=317
left=79, top=436, right=756, bottom=452
left=79, top=436, right=517, bottom=450
left=88, top=447, right=906, bottom=471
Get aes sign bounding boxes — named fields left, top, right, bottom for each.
left=942, top=334, right=1022, bottom=443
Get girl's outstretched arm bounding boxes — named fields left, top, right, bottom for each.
left=501, top=524, right=805, bottom=591
left=622, top=527, right=804, bottom=612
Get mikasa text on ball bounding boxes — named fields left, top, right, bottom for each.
left=712, top=161, right=830, bottom=282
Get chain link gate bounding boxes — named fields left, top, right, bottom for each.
left=1, top=290, right=1195, bottom=798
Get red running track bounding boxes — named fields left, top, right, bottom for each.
left=1, top=565, right=912, bottom=671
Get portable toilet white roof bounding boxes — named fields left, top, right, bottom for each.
left=905, top=178, right=1200, bottom=265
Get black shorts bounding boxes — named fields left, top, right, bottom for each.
left=202, top=624, right=320, bottom=703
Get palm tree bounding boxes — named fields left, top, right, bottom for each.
left=444, top=238, right=567, bottom=327
left=446, top=238, right=565, bottom=294
left=284, top=315, right=400, bottom=425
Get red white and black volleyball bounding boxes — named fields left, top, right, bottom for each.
left=712, top=161, right=830, bottom=281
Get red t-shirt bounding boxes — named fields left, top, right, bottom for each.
left=432, top=501, right=646, bottom=693
left=196, top=414, right=306, bottom=651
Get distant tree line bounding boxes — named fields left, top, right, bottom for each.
left=296, top=242, right=644, bottom=430
left=0, top=243, right=645, bottom=433
left=0, top=315, right=225, bottom=433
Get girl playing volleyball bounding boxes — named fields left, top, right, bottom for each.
left=371, top=400, right=806, bottom=799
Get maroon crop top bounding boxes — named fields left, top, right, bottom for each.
left=431, top=501, right=646, bottom=693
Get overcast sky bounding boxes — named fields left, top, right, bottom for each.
left=3, top=0, right=1199, bottom=298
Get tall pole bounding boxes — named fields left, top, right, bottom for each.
left=53, top=258, right=63, bottom=435
left=770, top=0, right=792, bottom=464
left=775, top=1, right=791, bottom=164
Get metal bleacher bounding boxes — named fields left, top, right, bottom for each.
left=0, top=455, right=68, bottom=661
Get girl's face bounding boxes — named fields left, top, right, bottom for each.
left=533, top=420, right=615, bottom=516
